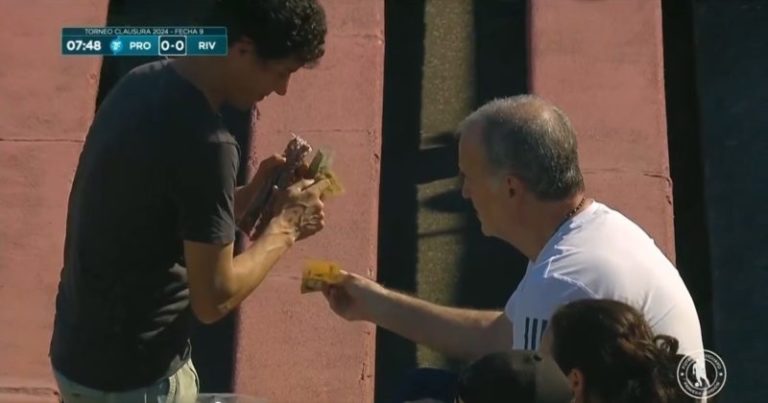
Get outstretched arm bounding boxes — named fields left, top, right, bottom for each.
left=324, top=273, right=514, bottom=362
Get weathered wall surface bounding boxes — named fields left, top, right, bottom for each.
left=235, top=1, right=384, bottom=402
left=0, top=1, right=383, bottom=402
left=0, top=1, right=107, bottom=401
left=529, top=0, right=675, bottom=257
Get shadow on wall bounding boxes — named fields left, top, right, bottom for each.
left=454, top=0, right=529, bottom=313
left=375, top=0, right=528, bottom=401
left=680, top=1, right=768, bottom=401
left=96, top=0, right=247, bottom=393
left=660, top=0, right=714, bottom=351
left=375, top=1, right=425, bottom=400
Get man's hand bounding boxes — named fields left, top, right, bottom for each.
left=267, top=178, right=330, bottom=241
left=235, top=154, right=286, bottom=219
left=254, top=154, right=288, bottom=183
left=321, top=271, right=386, bottom=322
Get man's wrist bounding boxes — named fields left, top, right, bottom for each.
left=264, top=214, right=299, bottom=245
left=367, top=281, right=393, bottom=321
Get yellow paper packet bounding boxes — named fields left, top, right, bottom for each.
left=307, top=150, right=344, bottom=197
left=301, top=260, right=344, bottom=294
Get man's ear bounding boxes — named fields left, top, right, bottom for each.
left=568, top=368, right=585, bottom=401
left=231, top=36, right=255, bottom=55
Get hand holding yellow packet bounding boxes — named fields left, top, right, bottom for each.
left=301, top=260, right=344, bottom=294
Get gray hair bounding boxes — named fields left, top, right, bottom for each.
left=457, top=95, right=584, bottom=200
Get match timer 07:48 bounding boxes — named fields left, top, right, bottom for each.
left=62, top=38, right=106, bottom=55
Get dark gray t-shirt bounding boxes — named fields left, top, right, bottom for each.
left=50, top=59, right=239, bottom=390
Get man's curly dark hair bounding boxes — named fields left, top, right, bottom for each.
left=205, top=0, right=327, bottom=66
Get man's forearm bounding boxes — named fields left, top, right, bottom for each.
left=369, top=289, right=505, bottom=362
left=216, top=228, right=295, bottom=315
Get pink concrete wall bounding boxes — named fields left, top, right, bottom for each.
left=0, top=1, right=382, bottom=401
left=529, top=0, right=675, bottom=258
left=0, top=1, right=107, bottom=401
left=234, top=1, right=384, bottom=402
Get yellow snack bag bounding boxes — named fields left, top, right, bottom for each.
left=307, top=150, right=344, bottom=197
left=301, top=260, right=344, bottom=294
left=318, top=170, right=344, bottom=197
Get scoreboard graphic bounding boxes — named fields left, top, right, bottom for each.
left=61, top=27, right=228, bottom=56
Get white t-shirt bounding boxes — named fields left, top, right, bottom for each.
left=504, top=201, right=704, bottom=356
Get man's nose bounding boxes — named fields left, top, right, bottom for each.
left=275, top=78, right=290, bottom=96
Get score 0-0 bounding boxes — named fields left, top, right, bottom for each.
left=159, top=36, right=186, bottom=56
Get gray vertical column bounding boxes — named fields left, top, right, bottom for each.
left=377, top=1, right=528, bottom=399
left=693, top=1, right=768, bottom=401
left=413, top=0, right=529, bottom=370
left=415, top=0, right=476, bottom=369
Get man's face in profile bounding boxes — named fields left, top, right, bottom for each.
left=458, top=128, right=509, bottom=238
left=225, top=38, right=303, bottom=110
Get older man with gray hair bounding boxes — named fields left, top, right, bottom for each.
left=322, top=95, right=703, bottom=401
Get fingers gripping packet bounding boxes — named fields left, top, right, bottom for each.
left=237, top=135, right=312, bottom=238
left=301, top=260, right=344, bottom=293
left=236, top=136, right=343, bottom=239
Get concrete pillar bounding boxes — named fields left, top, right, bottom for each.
left=235, top=1, right=384, bottom=401
left=375, top=2, right=529, bottom=401
left=414, top=0, right=476, bottom=369
left=529, top=0, right=675, bottom=257
left=0, top=0, right=384, bottom=401
left=0, top=1, right=107, bottom=401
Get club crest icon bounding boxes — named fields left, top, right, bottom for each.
left=677, top=349, right=726, bottom=399
left=110, top=39, right=123, bottom=53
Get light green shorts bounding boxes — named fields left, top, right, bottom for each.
left=53, top=359, right=199, bottom=403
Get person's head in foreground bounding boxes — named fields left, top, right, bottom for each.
left=455, top=95, right=585, bottom=258
left=199, top=0, right=327, bottom=109
left=546, top=299, right=684, bottom=403
left=455, top=350, right=573, bottom=403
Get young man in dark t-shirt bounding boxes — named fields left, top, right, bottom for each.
left=50, top=1, right=328, bottom=401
